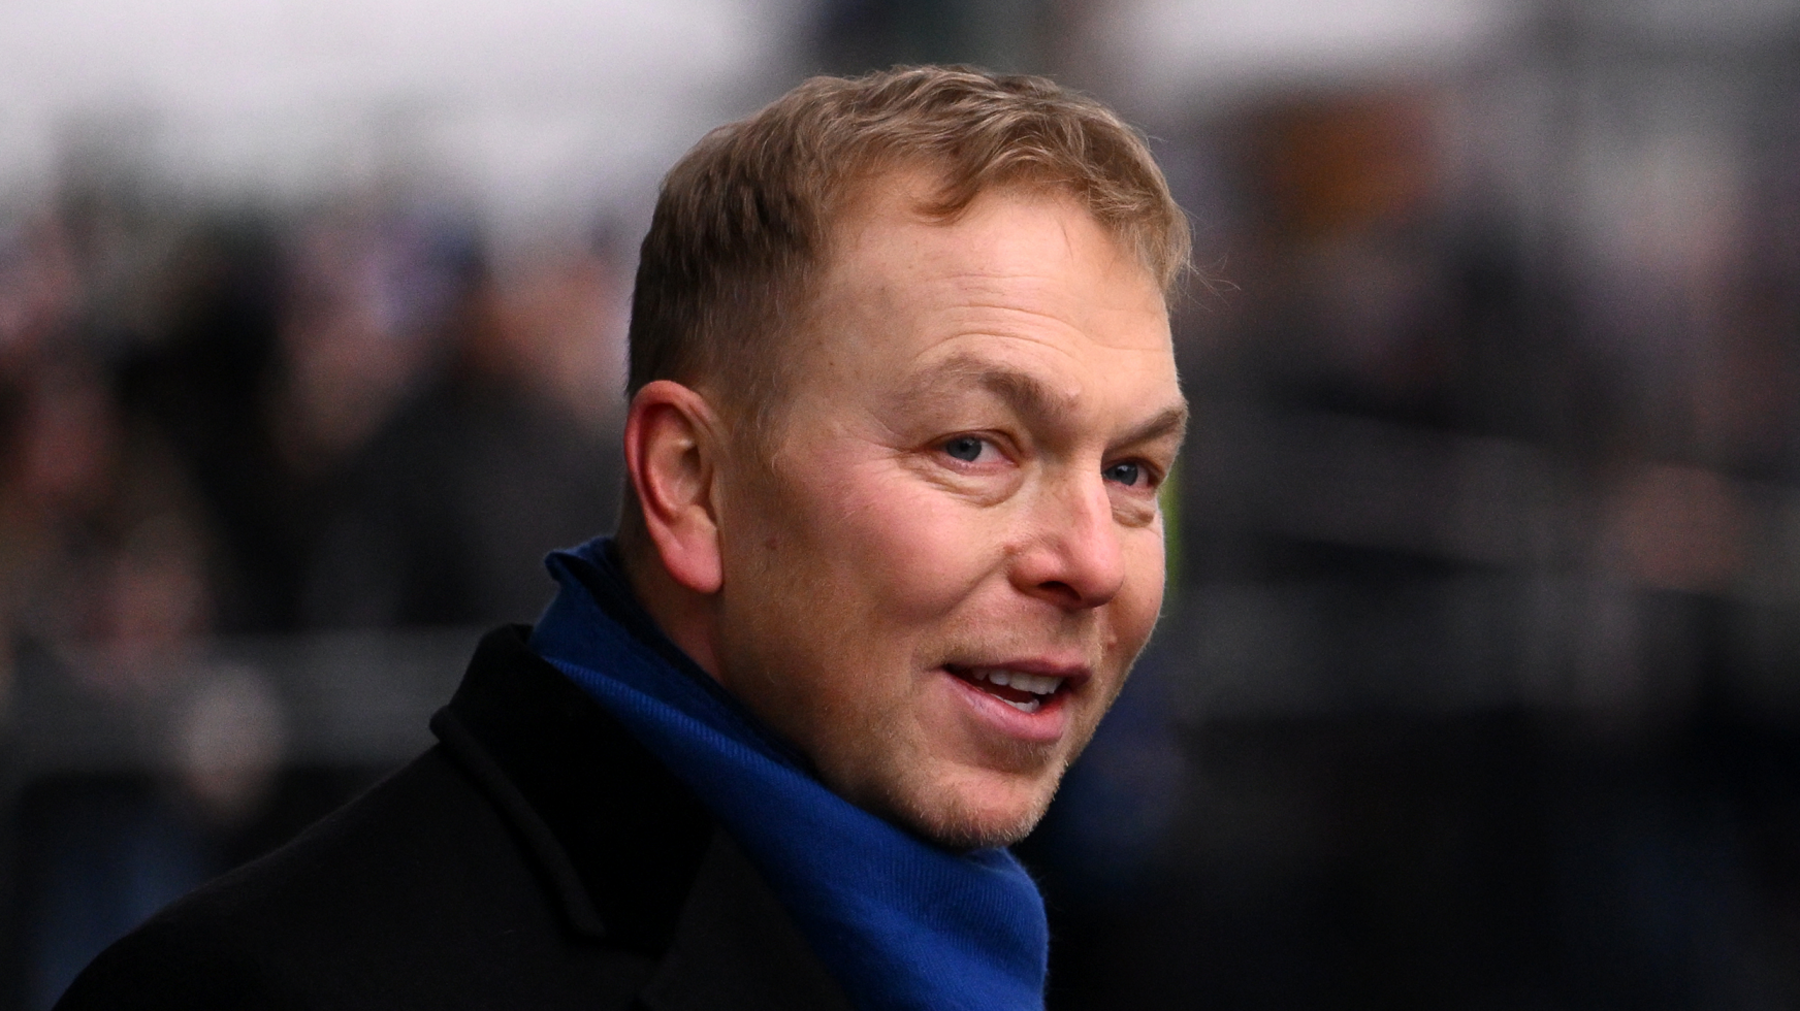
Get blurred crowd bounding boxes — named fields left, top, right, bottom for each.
left=1151, top=63, right=1800, bottom=720
left=0, top=171, right=629, bottom=681
left=1041, top=55, right=1800, bottom=1007
left=0, top=170, right=634, bottom=1006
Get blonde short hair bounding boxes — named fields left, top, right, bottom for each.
left=625, top=66, right=1190, bottom=418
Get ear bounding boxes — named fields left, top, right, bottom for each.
left=623, top=380, right=725, bottom=595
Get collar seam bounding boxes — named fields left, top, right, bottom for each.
left=430, top=705, right=610, bottom=940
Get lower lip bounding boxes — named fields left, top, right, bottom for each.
left=941, top=669, right=1072, bottom=744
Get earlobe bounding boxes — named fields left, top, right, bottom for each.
left=624, top=380, right=725, bottom=595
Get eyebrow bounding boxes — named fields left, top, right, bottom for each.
left=1119, top=403, right=1190, bottom=448
left=894, top=350, right=1189, bottom=448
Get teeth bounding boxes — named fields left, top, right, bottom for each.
left=971, top=668, right=1063, bottom=697
left=1001, top=697, right=1042, bottom=714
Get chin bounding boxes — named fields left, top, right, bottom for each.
left=874, top=767, right=1066, bottom=851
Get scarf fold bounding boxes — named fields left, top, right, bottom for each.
left=529, top=538, right=1048, bottom=1011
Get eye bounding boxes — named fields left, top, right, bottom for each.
left=942, top=435, right=989, bottom=462
left=1103, top=460, right=1147, bottom=487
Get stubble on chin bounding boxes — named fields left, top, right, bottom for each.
left=829, top=718, right=1077, bottom=850
left=880, top=758, right=1072, bottom=850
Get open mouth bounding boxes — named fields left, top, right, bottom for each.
left=947, top=666, right=1069, bottom=714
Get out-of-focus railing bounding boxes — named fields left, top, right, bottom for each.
left=7, top=626, right=480, bottom=781
left=1, top=627, right=486, bottom=1011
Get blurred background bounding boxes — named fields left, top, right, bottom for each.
left=3, top=0, right=1799, bottom=1007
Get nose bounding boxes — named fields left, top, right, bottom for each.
left=1010, top=469, right=1127, bottom=611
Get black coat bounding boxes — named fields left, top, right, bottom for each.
left=53, top=626, right=856, bottom=1011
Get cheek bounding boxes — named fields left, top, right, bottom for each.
left=1112, top=525, right=1168, bottom=648
left=795, top=462, right=1004, bottom=623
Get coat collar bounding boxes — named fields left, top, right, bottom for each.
left=432, top=624, right=712, bottom=953
left=430, top=625, right=853, bottom=1011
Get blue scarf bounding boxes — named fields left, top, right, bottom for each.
left=528, top=538, right=1049, bottom=1011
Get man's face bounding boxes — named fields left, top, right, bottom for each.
left=708, top=177, right=1185, bottom=848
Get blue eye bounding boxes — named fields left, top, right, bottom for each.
left=1104, top=461, right=1144, bottom=486
left=943, top=436, right=985, bottom=462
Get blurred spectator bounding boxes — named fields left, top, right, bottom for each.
left=0, top=216, right=231, bottom=1010
left=270, top=206, right=455, bottom=479
left=2, top=354, right=216, bottom=688
left=109, top=213, right=294, bottom=634
left=299, top=232, right=627, bottom=628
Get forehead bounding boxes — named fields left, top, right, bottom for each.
left=787, top=174, right=1177, bottom=404
left=823, top=171, right=1161, bottom=310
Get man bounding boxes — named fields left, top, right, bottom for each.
left=55, top=66, right=1190, bottom=1011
